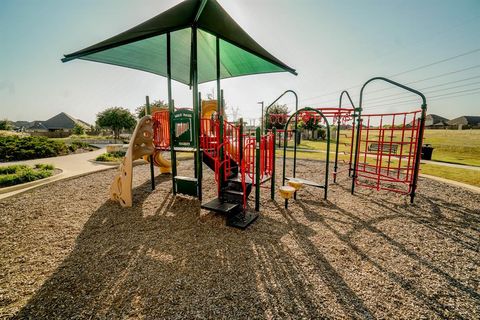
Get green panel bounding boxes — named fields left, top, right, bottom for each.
left=218, top=38, right=284, bottom=80
left=175, top=176, right=198, bottom=197
left=170, top=28, right=192, bottom=85
left=172, top=109, right=194, bottom=147
left=81, top=35, right=167, bottom=76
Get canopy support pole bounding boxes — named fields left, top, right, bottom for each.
left=167, top=32, right=177, bottom=195
left=216, top=36, right=225, bottom=195
left=192, top=26, right=202, bottom=200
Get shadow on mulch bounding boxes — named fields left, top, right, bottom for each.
left=12, top=178, right=377, bottom=319
left=12, top=171, right=480, bottom=319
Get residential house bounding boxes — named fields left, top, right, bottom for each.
left=425, top=114, right=449, bottom=128
left=25, top=112, right=91, bottom=137
left=447, top=116, right=480, bottom=130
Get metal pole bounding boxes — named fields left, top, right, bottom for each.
left=146, top=96, right=155, bottom=191
left=192, top=26, right=201, bottom=198
left=271, top=127, right=276, bottom=200
left=258, top=101, right=264, bottom=134
left=324, top=120, right=330, bottom=200
left=410, top=103, right=427, bottom=203
left=198, top=92, right=203, bottom=201
left=255, top=127, right=261, bottom=211
left=334, top=91, right=355, bottom=183
left=167, top=32, right=177, bottom=194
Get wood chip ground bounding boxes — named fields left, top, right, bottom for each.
left=0, top=160, right=479, bottom=319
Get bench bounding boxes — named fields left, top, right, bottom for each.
left=368, top=143, right=398, bottom=154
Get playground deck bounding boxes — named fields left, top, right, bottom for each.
left=1, top=160, right=478, bottom=319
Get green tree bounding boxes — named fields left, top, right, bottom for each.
left=96, top=107, right=136, bottom=140
left=0, top=119, right=12, bottom=131
left=72, top=123, right=85, bottom=135
left=135, top=99, right=168, bottom=118
left=265, top=104, right=289, bottom=130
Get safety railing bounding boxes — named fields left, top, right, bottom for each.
left=152, top=110, right=170, bottom=149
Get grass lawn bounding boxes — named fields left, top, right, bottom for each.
left=421, top=163, right=480, bottom=187
left=422, top=129, right=480, bottom=166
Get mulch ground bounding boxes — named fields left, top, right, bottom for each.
left=0, top=160, right=479, bottom=319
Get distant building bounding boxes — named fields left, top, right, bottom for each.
left=447, top=116, right=480, bottom=130
left=22, top=112, right=91, bottom=137
left=425, top=114, right=449, bottom=128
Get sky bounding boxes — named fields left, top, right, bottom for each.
left=1, top=0, right=479, bottom=125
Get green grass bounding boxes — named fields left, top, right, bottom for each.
left=423, top=129, right=480, bottom=166
left=95, top=151, right=126, bottom=162
left=421, top=163, right=480, bottom=187
left=0, top=164, right=55, bottom=187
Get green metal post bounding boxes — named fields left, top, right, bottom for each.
left=271, top=127, right=276, bottom=200
left=219, top=90, right=225, bottom=193
left=255, top=127, right=261, bottom=211
left=334, top=91, right=355, bottom=183
left=192, top=27, right=201, bottom=199
left=410, top=103, right=427, bottom=203
left=324, top=121, right=330, bottom=200
left=167, top=32, right=177, bottom=194
left=146, top=96, right=155, bottom=191
left=198, top=92, right=203, bottom=201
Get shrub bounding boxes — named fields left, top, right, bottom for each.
left=0, top=136, right=68, bottom=162
left=0, top=164, right=55, bottom=187
left=95, top=151, right=126, bottom=162
left=72, top=123, right=85, bottom=135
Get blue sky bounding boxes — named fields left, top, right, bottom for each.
left=1, top=0, right=479, bottom=125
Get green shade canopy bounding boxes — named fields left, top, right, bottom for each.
left=62, top=0, right=296, bottom=85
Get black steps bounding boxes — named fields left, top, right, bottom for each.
left=201, top=198, right=241, bottom=214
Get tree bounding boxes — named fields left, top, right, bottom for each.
left=135, top=99, right=168, bottom=118
left=265, top=104, right=289, bottom=130
left=72, top=123, right=85, bottom=135
left=0, top=119, right=12, bottom=131
left=96, top=107, right=136, bottom=140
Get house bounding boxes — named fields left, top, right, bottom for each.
left=425, top=114, right=449, bottom=128
left=11, top=120, right=32, bottom=131
left=25, top=112, right=91, bottom=137
left=447, top=116, right=480, bottom=130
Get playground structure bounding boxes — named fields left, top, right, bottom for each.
left=62, top=0, right=427, bottom=228
left=268, top=78, right=427, bottom=205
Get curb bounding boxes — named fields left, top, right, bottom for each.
left=420, top=174, right=480, bottom=194
left=0, top=170, right=65, bottom=194
left=0, top=166, right=115, bottom=201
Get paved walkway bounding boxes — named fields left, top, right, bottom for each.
left=0, top=147, right=115, bottom=200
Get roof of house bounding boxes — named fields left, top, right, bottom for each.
left=28, top=121, right=49, bottom=130
left=448, top=116, right=480, bottom=126
left=426, top=114, right=449, bottom=124
left=12, top=121, right=32, bottom=128
left=24, top=112, right=91, bottom=130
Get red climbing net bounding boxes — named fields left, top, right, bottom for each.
left=353, top=110, right=423, bottom=194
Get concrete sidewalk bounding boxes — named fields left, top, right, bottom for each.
left=0, top=148, right=115, bottom=200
